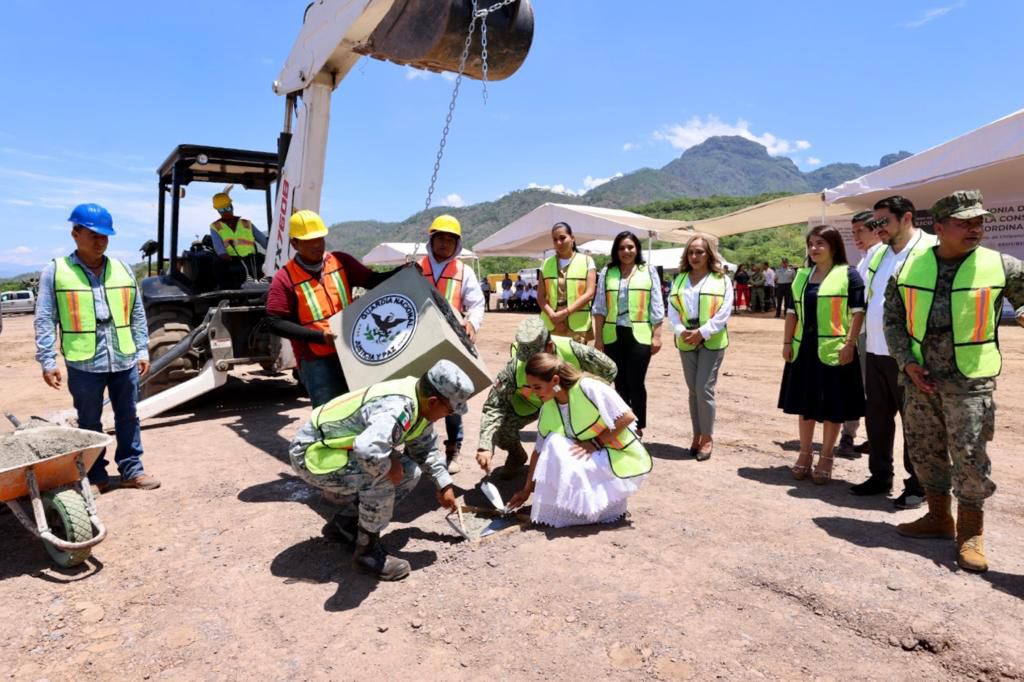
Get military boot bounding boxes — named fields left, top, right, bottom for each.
left=499, top=442, right=528, bottom=480
left=895, top=493, right=955, bottom=539
left=321, top=512, right=358, bottom=547
left=352, top=528, right=411, bottom=581
left=446, top=440, right=463, bottom=474
left=956, top=507, right=988, bottom=573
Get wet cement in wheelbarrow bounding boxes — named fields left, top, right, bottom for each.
left=0, top=429, right=108, bottom=470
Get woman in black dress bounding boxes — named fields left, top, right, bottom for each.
left=778, top=224, right=865, bottom=484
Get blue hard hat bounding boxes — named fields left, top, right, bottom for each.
left=68, top=203, right=115, bottom=236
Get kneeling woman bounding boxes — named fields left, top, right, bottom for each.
left=507, top=353, right=652, bottom=527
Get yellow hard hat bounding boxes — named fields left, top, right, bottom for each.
left=429, top=214, right=461, bottom=238
left=289, top=210, right=329, bottom=240
left=212, top=193, right=232, bottom=210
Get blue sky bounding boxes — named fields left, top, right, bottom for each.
left=1, top=0, right=1022, bottom=271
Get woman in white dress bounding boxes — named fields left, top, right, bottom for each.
left=507, top=353, right=652, bottom=527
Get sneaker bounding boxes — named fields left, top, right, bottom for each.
left=834, top=435, right=857, bottom=459
left=120, top=474, right=161, bottom=490
left=894, top=489, right=926, bottom=510
left=849, top=477, right=892, bottom=496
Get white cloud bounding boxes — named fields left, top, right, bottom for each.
left=652, top=115, right=812, bottom=157
left=582, top=173, right=623, bottom=190
left=807, top=157, right=822, bottom=166
left=404, top=67, right=432, bottom=81
left=13, top=246, right=31, bottom=254
left=3, top=198, right=34, bottom=206
left=622, top=143, right=637, bottom=152
left=905, top=3, right=964, bottom=28
left=443, top=193, right=465, bottom=207
left=440, top=72, right=458, bottom=82
left=529, top=172, right=624, bottom=196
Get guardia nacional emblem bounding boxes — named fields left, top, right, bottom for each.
left=350, top=294, right=417, bottom=365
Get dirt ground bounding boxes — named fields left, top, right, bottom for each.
left=1, top=310, right=1023, bottom=681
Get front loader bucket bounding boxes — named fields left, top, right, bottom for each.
left=357, top=0, right=534, bottom=81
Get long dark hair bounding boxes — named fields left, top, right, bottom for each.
left=551, top=222, right=578, bottom=252
left=609, top=231, right=644, bottom=268
left=805, top=224, right=848, bottom=267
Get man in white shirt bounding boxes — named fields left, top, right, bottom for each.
left=762, top=262, right=776, bottom=314
left=836, top=211, right=882, bottom=458
left=774, top=259, right=796, bottom=318
left=850, top=196, right=936, bottom=509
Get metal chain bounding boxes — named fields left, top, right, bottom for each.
left=423, top=0, right=521, bottom=212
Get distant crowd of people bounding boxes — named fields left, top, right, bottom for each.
left=731, top=259, right=797, bottom=315
left=481, top=274, right=541, bottom=312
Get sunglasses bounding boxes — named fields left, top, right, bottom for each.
left=217, top=205, right=233, bottom=213
left=866, top=217, right=889, bottom=231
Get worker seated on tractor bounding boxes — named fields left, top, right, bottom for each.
left=288, top=359, right=469, bottom=581
left=209, top=188, right=268, bottom=287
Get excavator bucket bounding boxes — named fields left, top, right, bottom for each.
left=357, top=0, right=534, bottom=81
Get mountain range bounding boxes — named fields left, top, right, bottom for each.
left=326, top=135, right=911, bottom=258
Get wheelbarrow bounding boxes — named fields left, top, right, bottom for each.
left=0, top=423, right=111, bottom=568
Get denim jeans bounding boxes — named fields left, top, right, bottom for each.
left=444, top=414, right=464, bottom=446
left=67, top=365, right=145, bottom=484
left=297, top=355, right=349, bottom=408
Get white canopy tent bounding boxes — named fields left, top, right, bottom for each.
left=362, top=242, right=477, bottom=266
left=473, top=203, right=685, bottom=257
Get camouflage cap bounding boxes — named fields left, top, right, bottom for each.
left=931, top=190, right=993, bottom=222
left=851, top=210, right=874, bottom=223
left=514, top=316, right=551, bottom=361
left=425, top=359, right=473, bottom=416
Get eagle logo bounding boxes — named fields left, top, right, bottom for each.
left=351, top=294, right=417, bottom=365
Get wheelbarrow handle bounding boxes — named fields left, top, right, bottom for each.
left=39, top=515, right=107, bottom=552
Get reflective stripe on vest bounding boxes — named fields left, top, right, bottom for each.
left=536, top=382, right=652, bottom=479
left=540, top=253, right=593, bottom=333
left=304, top=377, right=428, bottom=475
left=601, top=265, right=654, bottom=345
left=53, top=257, right=138, bottom=362
left=509, top=336, right=583, bottom=417
left=865, top=231, right=938, bottom=303
left=895, top=246, right=1005, bottom=379
left=669, top=272, right=729, bottom=352
left=284, top=253, right=352, bottom=357
left=420, top=257, right=464, bottom=310
left=210, top=218, right=257, bottom=257
left=790, top=264, right=850, bottom=366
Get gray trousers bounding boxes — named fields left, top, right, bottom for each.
left=680, top=346, right=725, bottom=436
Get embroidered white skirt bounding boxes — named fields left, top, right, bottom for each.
left=530, top=433, right=646, bottom=528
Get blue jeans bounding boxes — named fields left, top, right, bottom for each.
left=444, top=414, right=463, bottom=446
left=67, top=365, right=145, bottom=484
left=297, top=355, right=349, bottom=408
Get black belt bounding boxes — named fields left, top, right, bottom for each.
left=686, top=318, right=699, bottom=327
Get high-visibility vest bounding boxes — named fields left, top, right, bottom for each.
left=866, top=230, right=937, bottom=303
left=210, top=218, right=258, bottom=257
left=790, top=264, right=850, bottom=366
left=540, top=253, right=593, bottom=333
left=303, top=377, right=429, bottom=475
left=895, top=246, right=1005, bottom=379
left=537, top=382, right=652, bottom=479
left=283, top=253, right=352, bottom=357
left=53, top=256, right=138, bottom=362
left=601, top=265, right=654, bottom=345
left=420, top=256, right=464, bottom=311
left=509, top=336, right=582, bottom=417
left=669, top=272, right=729, bottom=351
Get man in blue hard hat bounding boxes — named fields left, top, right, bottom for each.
left=33, top=203, right=160, bottom=492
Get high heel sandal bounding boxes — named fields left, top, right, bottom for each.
left=687, top=438, right=700, bottom=458
left=695, top=438, right=713, bottom=462
left=791, top=451, right=813, bottom=480
left=812, top=453, right=834, bottom=485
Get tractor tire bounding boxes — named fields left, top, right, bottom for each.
left=141, top=307, right=202, bottom=399
left=41, top=488, right=94, bottom=568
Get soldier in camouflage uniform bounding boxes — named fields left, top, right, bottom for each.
left=289, top=359, right=472, bottom=581
left=475, top=317, right=617, bottom=478
left=884, top=190, right=1024, bottom=573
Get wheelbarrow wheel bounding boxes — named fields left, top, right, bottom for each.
left=41, top=489, right=94, bottom=568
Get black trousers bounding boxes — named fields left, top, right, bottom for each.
left=775, top=283, right=793, bottom=317
left=603, top=325, right=652, bottom=428
left=864, top=352, right=922, bottom=491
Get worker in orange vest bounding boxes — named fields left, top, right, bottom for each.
left=265, top=210, right=398, bottom=407
left=419, top=214, right=485, bottom=473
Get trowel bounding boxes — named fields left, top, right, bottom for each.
left=480, top=476, right=508, bottom=514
